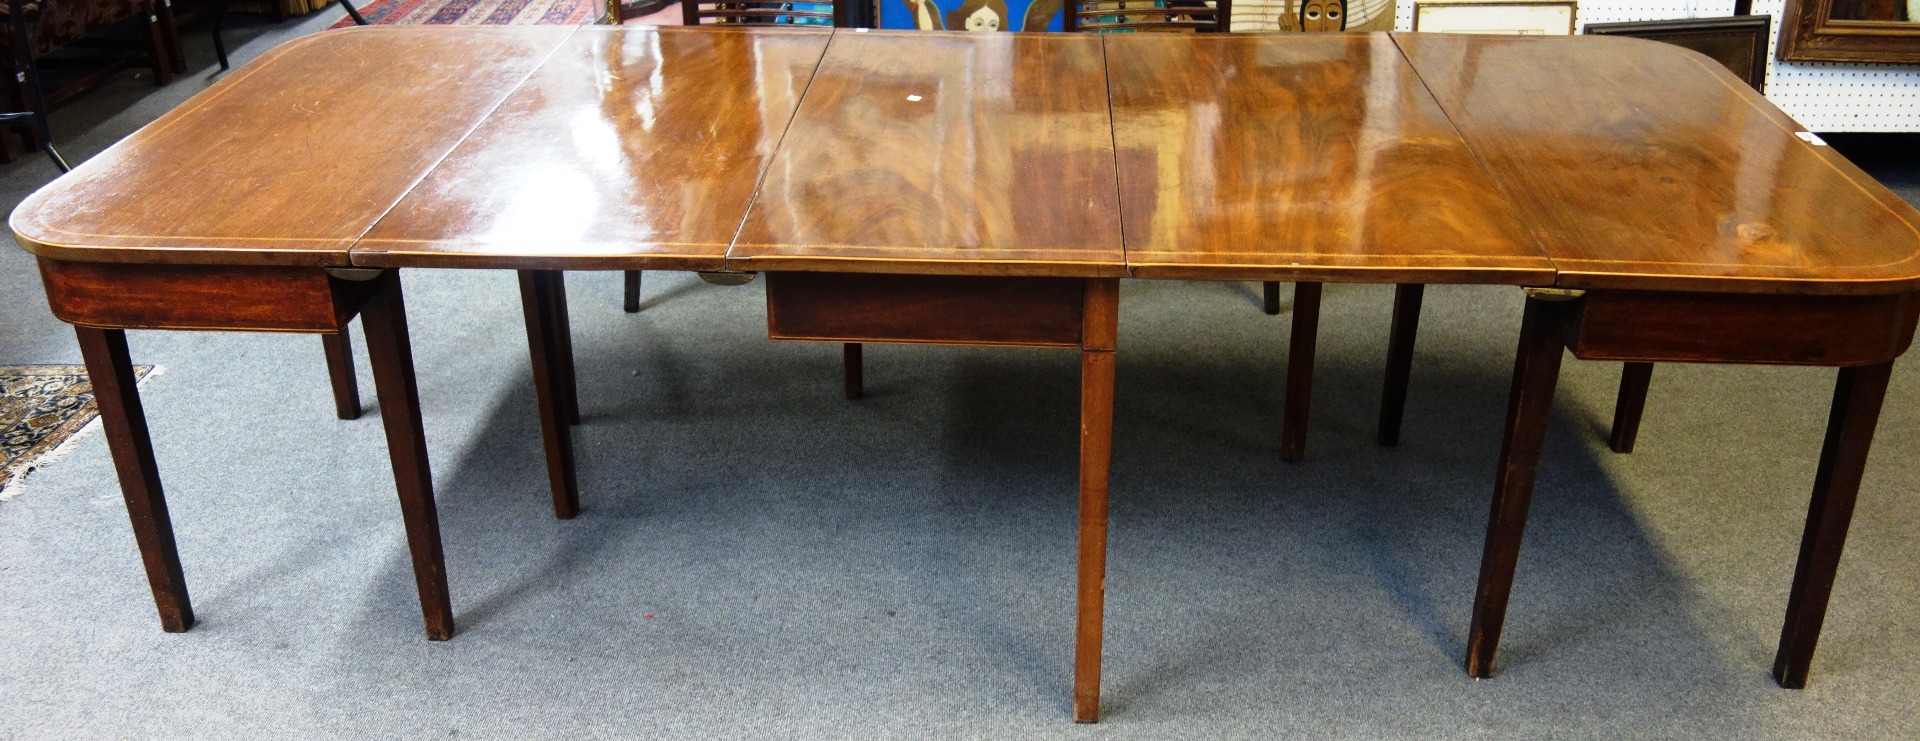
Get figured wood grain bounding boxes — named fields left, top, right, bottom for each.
left=10, top=27, right=579, bottom=267
left=38, top=258, right=376, bottom=331
left=766, top=272, right=1087, bottom=347
left=1106, top=33, right=1550, bottom=285
left=354, top=27, right=832, bottom=270
left=730, top=31, right=1125, bottom=277
left=1395, top=32, right=1920, bottom=295
left=1563, top=290, right=1920, bottom=366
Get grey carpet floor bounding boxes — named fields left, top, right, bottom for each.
left=4, top=16, right=1920, bottom=739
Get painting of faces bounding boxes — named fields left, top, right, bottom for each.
left=1259, top=0, right=1393, bottom=32
left=897, top=0, right=1042, bottom=29
left=883, top=0, right=1390, bottom=32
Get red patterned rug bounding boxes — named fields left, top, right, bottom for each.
left=330, top=0, right=683, bottom=28
left=330, top=0, right=607, bottom=28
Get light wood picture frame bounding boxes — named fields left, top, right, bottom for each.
left=1413, top=1, right=1577, bottom=35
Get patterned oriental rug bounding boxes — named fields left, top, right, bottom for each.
left=329, top=0, right=603, bottom=28
left=0, top=365, right=153, bottom=498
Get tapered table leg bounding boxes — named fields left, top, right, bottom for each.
left=843, top=343, right=863, bottom=400
left=519, top=271, right=580, bottom=519
left=1280, top=282, right=1322, bottom=463
left=1378, top=283, right=1425, bottom=447
left=1773, top=361, right=1894, bottom=688
left=321, top=325, right=363, bottom=421
left=1465, top=294, right=1568, bottom=678
left=623, top=270, right=642, bottom=313
left=1262, top=281, right=1282, bottom=316
left=1609, top=363, right=1654, bottom=454
left=1073, top=278, right=1119, bottom=723
left=75, top=326, right=193, bottom=633
left=543, top=272, right=581, bottom=426
left=359, top=271, right=455, bottom=640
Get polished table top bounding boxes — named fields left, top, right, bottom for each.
left=14, top=26, right=1920, bottom=295
left=12, top=28, right=577, bottom=266
left=1397, top=32, right=1920, bottom=295
left=1107, top=33, right=1546, bottom=285
left=731, top=30, right=1125, bottom=277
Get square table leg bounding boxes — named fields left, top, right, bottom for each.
left=360, top=270, right=456, bottom=640
left=1280, top=282, right=1322, bottom=463
left=1465, top=293, right=1568, bottom=678
left=843, top=343, right=863, bottom=400
left=75, top=326, right=194, bottom=633
left=544, top=272, right=581, bottom=427
left=1774, top=360, right=1894, bottom=688
left=1464, top=287, right=1914, bottom=685
left=59, top=265, right=453, bottom=640
left=518, top=270, right=580, bottom=519
left=1378, top=283, right=1426, bottom=447
left=1608, top=362, right=1655, bottom=454
left=321, top=325, right=363, bottom=421
left=623, top=270, right=643, bottom=314
left=1074, top=278, right=1118, bottom=723
left=765, top=271, right=1121, bottom=721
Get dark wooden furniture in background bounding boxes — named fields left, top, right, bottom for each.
left=1, top=0, right=67, bottom=170
left=1780, top=0, right=1920, bottom=62
left=16, top=26, right=1920, bottom=725
left=682, top=0, right=854, bottom=25
left=0, top=0, right=172, bottom=166
left=604, top=0, right=673, bottom=23
left=1062, top=0, right=1230, bottom=31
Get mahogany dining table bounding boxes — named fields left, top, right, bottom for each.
left=14, top=25, right=1920, bottom=723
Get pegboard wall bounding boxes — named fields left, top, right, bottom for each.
left=1242, top=0, right=1920, bottom=131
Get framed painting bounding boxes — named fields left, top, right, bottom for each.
left=1584, top=16, right=1773, bottom=92
left=1778, top=0, right=1920, bottom=63
left=1413, top=1, right=1577, bottom=35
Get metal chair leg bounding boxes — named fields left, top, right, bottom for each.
left=341, top=0, right=368, bottom=24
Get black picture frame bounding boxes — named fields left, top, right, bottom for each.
left=1583, top=16, right=1774, bottom=93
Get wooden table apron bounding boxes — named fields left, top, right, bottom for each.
left=1470, top=288, right=1920, bottom=689
left=32, top=258, right=454, bottom=640
left=13, top=25, right=1920, bottom=725
left=1387, top=31, right=1920, bottom=689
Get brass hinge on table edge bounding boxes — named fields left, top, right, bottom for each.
left=325, top=268, right=385, bottom=281
left=698, top=271, right=758, bottom=286
left=1523, top=287, right=1586, bottom=302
